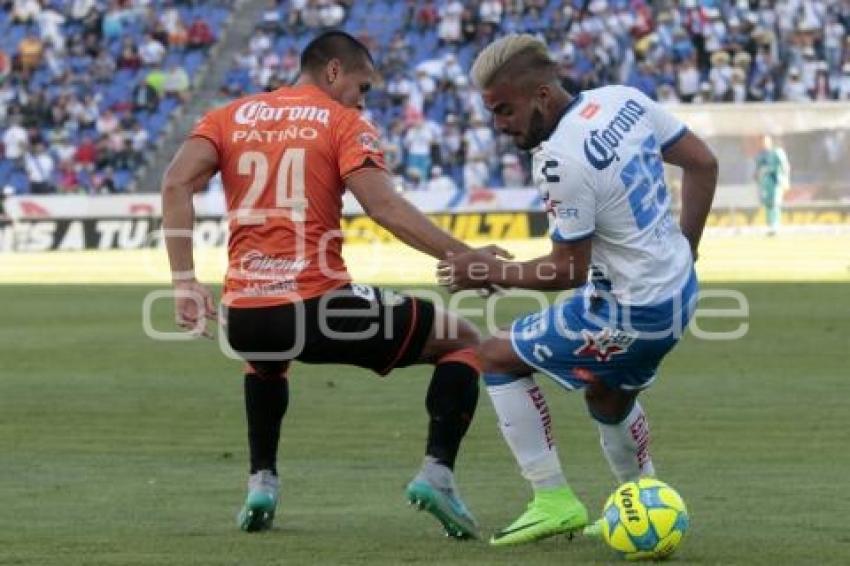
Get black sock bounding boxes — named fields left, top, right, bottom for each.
left=244, top=373, right=289, bottom=475
left=425, top=362, right=479, bottom=470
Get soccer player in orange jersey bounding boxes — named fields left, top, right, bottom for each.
left=161, top=31, right=504, bottom=538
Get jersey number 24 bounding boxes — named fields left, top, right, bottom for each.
left=236, top=148, right=308, bottom=224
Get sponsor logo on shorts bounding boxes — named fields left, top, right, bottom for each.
left=572, top=367, right=598, bottom=384
left=350, top=283, right=377, bottom=302
left=573, top=328, right=636, bottom=362
left=379, top=288, right=406, bottom=307
left=239, top=250, right=309, bottom=280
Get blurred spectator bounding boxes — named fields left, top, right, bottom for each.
left=74, top=135, right=98, bottom=171
left=102, top=8, right=125, bottom=39
left=676, top=57, right=700, bottom=103
left=133, top=78, right=160, bottom=113
left=130, top=121, right=150, bottom=157
left=438, top=113, right=463, bottom=177
left=139, top=34, right=167, bottom=66
left=70, top=0, right=98, bottom=23
left=118, top=45, right=144, bottom=70
left=250, top=29, right=272, bottom=56
left=708, top=51, right=733, bottom=102
left=838, top=63, right=850, bottom=100
left=146, top=65, right=167, bottom=96
left=94, top=166, right=118, bottom=194
left=70, top=94, right=100, bottom=130
left=96, top=109, right=120, bottom=136
left=23, top=142, right=55, bottom=194
left=2, top=114, right=28, bottom=165
left=404, top=115, right=439, bottom=181
left=437, top=1, right=463, bottom=45
left=11, top=0, right=41, bottom=25
left=783, top=68, right=811, bottom=101
left=317, top=2, right=346, bottom=28
left=415, top=0, right=439, bottom=29
left=164, top=64, right=191, bottom=102
left=500, top=154, right=525, bottom=187
left=18, top=33, right=44, bottom=74
left=382, top=120, right=405, bottom=175
left=259, top=0, right=283, bottom=34
left=658, top=83, right=681, bottom=105
left=479, top=0, right=502, bottom=26
left=0, top=50, right=10, bottom=82
left=462, top=114, right=495, bottom=190
left=92, top=49, right=117, bottom=83
left=730, top=69, right=747, bottom=103
left=51, top=131, right=76, bottom=164
left=37, top=5, right=66, bottom=52
left=426, top=165, right=457, bottom=192
left=188, top=17, right=216, bottom=49
left=56, top=160, right=81, bottom=194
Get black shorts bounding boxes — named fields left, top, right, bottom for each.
left=226, top=284, right=435, bottom=376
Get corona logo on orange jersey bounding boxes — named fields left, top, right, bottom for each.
left=234, top=101, right=330, bottom=127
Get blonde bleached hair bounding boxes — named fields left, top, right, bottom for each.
left=471, top=34, right=556, bottom=89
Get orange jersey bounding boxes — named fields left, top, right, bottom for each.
left=190, top=84, right=386, bottom=307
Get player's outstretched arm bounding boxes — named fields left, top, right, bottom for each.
left=161, top=137, right=219, bottom=335
left=438, top=239, right=591, bottom=292
left=663, top=131, right=718, bottom=260
left=347, top=167, right=502, bottom=260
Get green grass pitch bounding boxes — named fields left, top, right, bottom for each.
left=0, top=283, right=847, bottom=565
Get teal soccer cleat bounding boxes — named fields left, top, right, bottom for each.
left=237, top=470, right=279, bottom=532
left=405, top=458, right=479, bottom=540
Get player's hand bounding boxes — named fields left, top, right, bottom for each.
left=475, top=244, right=514, bottom=261
left=437, top=246, right=514, bottom=293
left=172, top=279, right=217, bottom=339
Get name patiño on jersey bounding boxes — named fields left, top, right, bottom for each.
left=582, top=99, right=646, bottom=170
left=232, top=101, right=329, bottom=143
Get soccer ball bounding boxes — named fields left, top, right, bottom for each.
left=601, top=478, right=689, bottom=561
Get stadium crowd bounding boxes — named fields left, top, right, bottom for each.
left=223, top=0, right=850, bottom=191
left=0, top=0, right=228, bottom=195
left=4, top=0, right=850, bottom=195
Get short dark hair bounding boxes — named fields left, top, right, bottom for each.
left=300, top=30, right=374, bottom=74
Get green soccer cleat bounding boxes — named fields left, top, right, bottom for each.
left=405, top=473, right=479, bottom=540
left=490, top=486, right=588, bottom=546
left=237, top=470, right=279, bottom=533
left=583, top=517, right=604, bottom=538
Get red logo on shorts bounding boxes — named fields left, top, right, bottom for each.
left=573, top=328, right=635, bottom=362
left=572, top=367, right=598, bottom=384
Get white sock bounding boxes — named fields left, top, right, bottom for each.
left=597, top=401, right=655, bottom=483
left=485, top=376, right=566, bottom=490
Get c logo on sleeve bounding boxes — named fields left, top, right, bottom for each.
left=541, top=160, right=560, bottom=183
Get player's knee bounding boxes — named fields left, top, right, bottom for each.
left=453, top=317, right=481, bottom=348
left=584, top=382, right=636, bottom=424
left=246, top=360, right=288, bottom=380
left=476, top=336, right=508, bottom=374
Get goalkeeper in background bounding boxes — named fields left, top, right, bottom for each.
left=755, top=135, right=790, bottom=236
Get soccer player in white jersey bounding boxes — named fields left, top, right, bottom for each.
left=438, top=35, right=718, bottom=546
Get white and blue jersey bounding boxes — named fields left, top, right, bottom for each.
left=510, top=86, right=698, bottom=391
